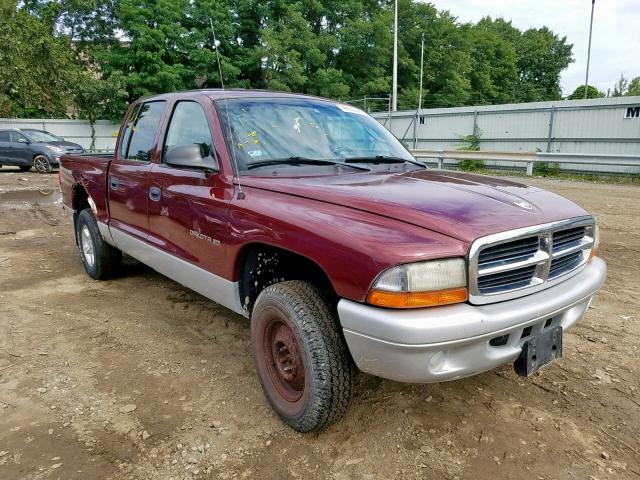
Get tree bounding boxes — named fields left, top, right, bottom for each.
left=612, top=73, right=629, bottom=97
left=7, top=0, right=580, bottom=119
left=478, top=18, right=573, bottom=102
left=628, top=76, right=640, bottom=97
left=568, top=85, right=605, bottom=100
left=0, top=0, right=84, bottom=117
left=466, top=23, right=518, bottom=105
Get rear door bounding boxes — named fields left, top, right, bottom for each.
left=108, top=101, right=166, bottom=240
left=0, top=131, right=11, bottom=162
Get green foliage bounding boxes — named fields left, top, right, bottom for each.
left=613, top=74, right=640, bottom=97
left=612, top=74, right=629, bottom=97
left=5, top=0, right=577, bottom=120
left=0, top=0, right=82, bottom=117
left=533, top=161, right=560, bottom=176
left=568, top=85, right=605, bottom=100
left=478, top=18, right=573, bottom=102
left=456, top=130, right=484, bottom=171
left=628, top=77, right=640, bottom=97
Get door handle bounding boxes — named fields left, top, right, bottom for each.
left=110, top=177, right=119, bottom=190
left=149, top=186, right=161, bottom=202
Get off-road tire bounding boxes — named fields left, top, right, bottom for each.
left=33, top=155, right=52, bottom=174
left=75, top=208, right=122, bottom=279
left=251, top=280, right=355, bottom=432
left=19, top=165, right=31, bottom=172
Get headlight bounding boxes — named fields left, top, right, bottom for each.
left=367, top=258, right=468, bottom=309
left=49, top=146, right=65, bottom=154
left=589, top=224, right=600, bottom=261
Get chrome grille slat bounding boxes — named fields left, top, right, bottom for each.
left=553, top=227, right=586, bottom=252
left=468, top=217, right=595, bottom=305
left=478, top=265, right=537, bottom=291
left=478, top=237, right=539, bottom=265
left=549, top=251, right=584, bottom=278
left=478, top=251, right=548, bottom=276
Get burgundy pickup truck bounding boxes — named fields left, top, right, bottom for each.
left=60, top=89, right=606, bottom=432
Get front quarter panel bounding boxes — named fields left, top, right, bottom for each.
left=226, top=187, right=468, bottom=302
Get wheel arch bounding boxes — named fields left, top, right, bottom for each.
left=235, top=242, right=338, bottom=315
left=71, top=183, right=91, bottom=245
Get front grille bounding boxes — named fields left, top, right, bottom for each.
left=469, top=218, right=594, bottom=304
left=478, top=236, right=539, bottom=266
left=553, top=226, right=585, bottom=252
left=478, top=264, right=537, bottom=293
left=549, top=251, right=583, bottom=278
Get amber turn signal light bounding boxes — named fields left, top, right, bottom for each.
left=367, top=287, right=468, bottom=309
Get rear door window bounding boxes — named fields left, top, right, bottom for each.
left=119, top=104, right=141, bottom=160
left=0, top=131, right=10, bottom=142
left=123, top=101, right=165, bottom=162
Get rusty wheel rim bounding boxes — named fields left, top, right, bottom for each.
left=264, top=318, right=305, bottom=403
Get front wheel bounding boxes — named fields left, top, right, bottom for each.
left=75, top=209, right=122, bottom=279
left=251, top=281, right=355, bottom=432
left=33, top=155, right=52, bottom=174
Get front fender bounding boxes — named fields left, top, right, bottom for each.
left=225, top=187, right=468, bottom=302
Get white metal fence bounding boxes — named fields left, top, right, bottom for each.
left=0, top=118, right=120, bottom=151
left=373, top=96, right=640, bottom=174
left=410, top=149, right=640, bottom=176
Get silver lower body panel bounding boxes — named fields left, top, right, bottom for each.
left=338, top=257, right=606, bottom=383
left=100, top=223, right=246, bottom=317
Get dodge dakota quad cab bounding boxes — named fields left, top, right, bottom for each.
left=59, top=89, right=606, bottom=432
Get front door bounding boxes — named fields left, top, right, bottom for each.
left=108, top=101, right=166, bottom=240
left=148, top=99, right=232, bottom=276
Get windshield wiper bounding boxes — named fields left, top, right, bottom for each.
left=343, top=155, right=425, bottom=168
left=247, top=157, right=370, bottom=171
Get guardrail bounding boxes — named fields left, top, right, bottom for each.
left=409, top=149, right=640, bottom=176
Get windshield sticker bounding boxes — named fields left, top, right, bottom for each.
left=293, top=117, right=302, bottom=133
left=336, top=103, right=367, bottom=115
left=247, top=150, right=264, bottom=158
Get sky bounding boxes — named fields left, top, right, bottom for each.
left=427, top=0, right=640, bottom=96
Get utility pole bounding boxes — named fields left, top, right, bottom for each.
left=392, top=0, right=398, bottom=111
left=584, top=0, right=595, bottom=99
left=418, top=33, right=424, bottom=114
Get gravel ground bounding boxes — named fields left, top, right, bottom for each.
left=0, top=166, right=638, bottom=480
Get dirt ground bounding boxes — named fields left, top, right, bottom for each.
left=0, top=166, right=638, bottom=480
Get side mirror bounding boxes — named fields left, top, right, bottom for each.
left=17, top=137, right=30, bottom=144
left=164, top=144, right=219, bottom=172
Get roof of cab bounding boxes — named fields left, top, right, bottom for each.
left=134, top=88, right=332, bottom=103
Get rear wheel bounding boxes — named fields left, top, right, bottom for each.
left=251, top=281, right=354, bottom=432
left=33, top=155, right=52, bottom=174
left=19, top=165, right=31, bottom=172
left=75, top=209, right=122, bottom=279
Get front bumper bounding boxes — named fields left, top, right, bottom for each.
left=338, top=257, right=606, bottom=383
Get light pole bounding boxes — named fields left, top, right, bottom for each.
left=392, top=0, right=398, bottom=111
left=418, top=33, right=424, bottom=114
left=584, top=0, right=595, bottom=99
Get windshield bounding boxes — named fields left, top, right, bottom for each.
left=24, top=130, right=63, bottom=142
left=217, top=97, right=414, bottom=174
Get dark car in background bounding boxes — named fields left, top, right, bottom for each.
left=0, top=128, right=84, bottom=173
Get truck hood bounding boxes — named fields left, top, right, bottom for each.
left=242, top=169, right=589, bottom=243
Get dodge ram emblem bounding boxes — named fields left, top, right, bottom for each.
left=514, top=200, right=533, bottom=210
